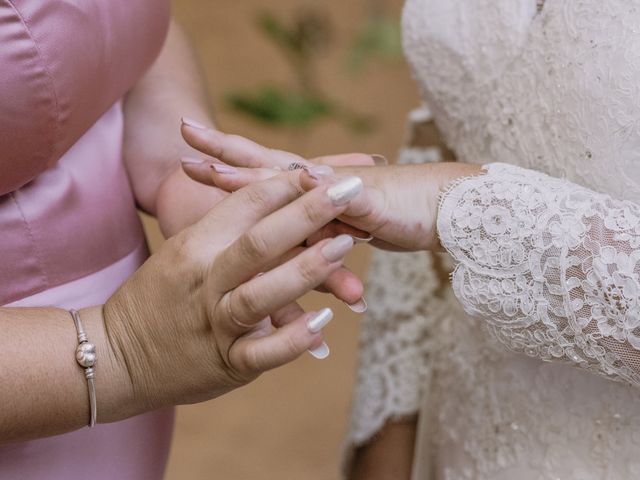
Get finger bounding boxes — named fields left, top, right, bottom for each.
left=305, top=221, right=372, bottom=247
left=229, top=308, right=334, bottom=374
left=193, top=170, right=305, bottom=246
left=212, top=176, right=363, bottom=290
left=322, top=266, right=365, bottom=307
left=270, top=302, right=305, bottom=328
left=299, top=168, right=386, bottom=232
left=181, top=121, right=308, bottom=170
left=311, top=153, right=378, bottom=167
left=266, top=246, right=365, bottom=305
left=218, top=235, right=354, bottom=331
left=182, top=157, right=279, bottom=191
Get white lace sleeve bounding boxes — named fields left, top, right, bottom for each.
left=438, top=162, right=640, bottom=386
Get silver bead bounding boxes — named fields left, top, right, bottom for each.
left=76, top=342, right=97, bottom=368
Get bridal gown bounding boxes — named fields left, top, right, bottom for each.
left=347, top=0, right=640, bottom=478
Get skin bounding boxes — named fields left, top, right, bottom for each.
left=1, top=171, right=360, bottom=443
left=178, top=127, right=484, bottom=480
left=1, top=20, right=363, bottom=443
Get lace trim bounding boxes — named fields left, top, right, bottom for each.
left=438, top=163, right=640, bottom=386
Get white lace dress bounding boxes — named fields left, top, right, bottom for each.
left=347, top=1, right=640, bottom=478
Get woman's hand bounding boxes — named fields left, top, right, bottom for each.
left=101, top=171, right=364, bottom=418
left=179, top=125, right=482, bottom=252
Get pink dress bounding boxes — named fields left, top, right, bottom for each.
left=0, top=1, right=174, bottom=477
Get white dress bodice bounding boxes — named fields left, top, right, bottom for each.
left=347, top=1, right=640, bottom=479
left=403, top=0, right=640, bottom=198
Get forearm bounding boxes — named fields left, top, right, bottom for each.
left=123, top=18, right=214, bottom=215
left=0, top=306, right=135, bottom=444
left=350, top=418, right=417, bottom=480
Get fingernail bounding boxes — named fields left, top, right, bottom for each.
left=352, top=235, right=373, bottom=244
left=307, top=165, right=335, bottom=180
left=180, top=157, right=206, bottom=166
left=181, top=116, right=208, bottom=130
left=371, top=154, right=388, bottom=166
left=327, top=176, right=363, bottom=206
left=307, top=308, right=334, bottom=333
left=211, top=163, right=237, bottom=175
left=321, top=234, right=354, bottom=262
left=345, top=297, right=367, bottom=313
left=308, top=342, right=330, bottom=359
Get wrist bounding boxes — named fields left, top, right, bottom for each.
left=78, top=305, right=139, bottom=423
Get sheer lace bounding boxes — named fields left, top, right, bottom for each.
left=346, top=106, right=453, bottom=449
left=439, top=163, right=640, bottom=386
left=347, top=0, right=640, bottom=478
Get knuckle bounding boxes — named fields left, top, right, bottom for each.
left=168, top=230, right=201, bottom=266
left=234, top=285, right=264, bottom=320
left=243, top=346, right=268, bottom=373
left=239, top=230, right=271, bottom=262
left=241, top=184, right=273, bottom=210
left=300, top=198, right=326, bottom=227
left=296, top=255, right=322, bottom=287
left=285, top=333, right=304, bottom=359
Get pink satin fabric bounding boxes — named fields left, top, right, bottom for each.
left=3, top=242, right=175, bottom=480
left=0, top=0, right=174, bottom=477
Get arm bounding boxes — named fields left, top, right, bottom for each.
left=1, top=173, right=362, bottom=444
left=438, top=162, right=640, bottom=385
left=176, top=129, right=640, bottom=385
left=0, top=306, right=133, bottom=443
left=123, top=18, right=223, bottom=236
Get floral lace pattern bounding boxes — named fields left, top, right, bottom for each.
left=347, top=0, right=640, bottom=478
left=439, top=162, right=640, bottom=385
left=346, top=249, right=439, bottom=448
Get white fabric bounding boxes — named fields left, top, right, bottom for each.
left=347, top=0, right=640, bottom=478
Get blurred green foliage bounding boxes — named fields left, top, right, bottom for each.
left=228, top=87, right=333, bottom=127
left=227, top=2, right=400, bottom=132
left=348, top=15, right=402, bottom=72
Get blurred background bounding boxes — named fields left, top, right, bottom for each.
left=142, top=0, right=419, bottom=478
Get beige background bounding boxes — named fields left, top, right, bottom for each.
left=142, top=1, right=419, bottom=478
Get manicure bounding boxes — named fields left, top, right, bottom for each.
left=307, top=308, right=334, bottom=333
left=371, top=154, right=388, bottom=166
left=327, top=176, right=363, bottom=206
left=181, top=116, right=208, bottom=130
left=308, top=342, right=330, bottom=360
left=321, top=235, right=354, bottom=262
left=307, top=165, right=335, bottom=180
left=352, top=235, right=373, bottom=244
left=211, top=163, right=238, bottom=175
left=181, top=157, right=207, bottom=166
left=345, top=297, right=368, bottom=313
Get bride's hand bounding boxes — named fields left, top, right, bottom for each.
left=179, top=125, right=482, bottom=251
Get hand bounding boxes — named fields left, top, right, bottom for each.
left=154, top=162, right=228, bottom=238
left=101, top=171, right=364, bottom=417
left=179, top=125, right=482, bottom=251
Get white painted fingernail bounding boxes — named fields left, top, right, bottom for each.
left=307, top=165, right=335, bottom=180
left=307, top=308, right=334, bottom=333
left=321, top=235, right=354, bottom=262
left=181, top=116, right=208, bottom=130
left=371, top=154, right=388, bottom=166
left=327, top=176, right=363, bottom=205
left=308, top=342, right=330, bottom=359
left=345, top=297, right=367, bottom=313
left=180, top=157, right=207, bottom=166
left=352, top=235, right=373, bottom=244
